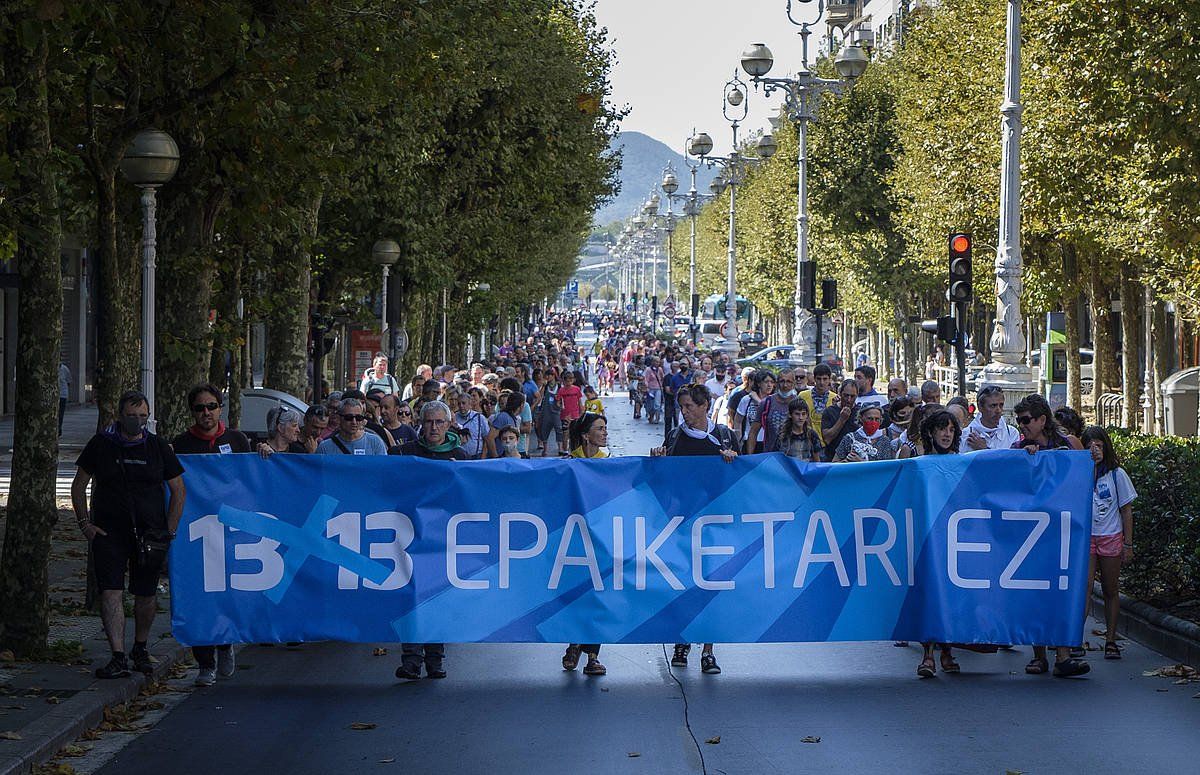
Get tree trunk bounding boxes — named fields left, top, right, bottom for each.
left=1152, top=297, right=1170, bottom=435
left=1119, top=267, right=1140, bottom=429
left=0, top=23, right=65, bottom=656
left=210, top=247, right=244, bottom=426
left=1088, top=255, right=1119, bottom=406
left=264, top=197, right=320, bottom=397
left=1060, top=242, right=1082, bottom=411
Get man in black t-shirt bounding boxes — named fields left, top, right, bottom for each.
left=651, top=384, right=737, bottom=675
left=171, top=383, right=250, bottom=686
left=72, top=390, right=185, bottom=680
left=820, top=379, right=860, bottom=462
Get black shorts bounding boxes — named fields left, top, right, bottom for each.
left=91, top=529, right=163, bottom=597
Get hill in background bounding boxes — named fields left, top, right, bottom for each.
left=594, top=131, right=717, bottom=228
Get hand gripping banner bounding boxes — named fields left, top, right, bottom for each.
left=169, top=450, right=1094, bottom=647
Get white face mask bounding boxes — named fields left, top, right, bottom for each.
left=778, top=389, right=797, bottom=399
left=502, top=439, right=519, bottom=453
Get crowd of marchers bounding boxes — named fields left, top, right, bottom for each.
left=67, top=310, right=1135, bottom=686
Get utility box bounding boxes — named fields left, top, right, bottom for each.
left=1162, top=367, right=1199, bottom=437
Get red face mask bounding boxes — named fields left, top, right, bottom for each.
left=861, top=419, right=881, bottom=436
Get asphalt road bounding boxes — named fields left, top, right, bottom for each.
left=83, top=336, right=1199, bottom=774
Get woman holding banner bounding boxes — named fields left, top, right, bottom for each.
left=914, top=409, right=966, bottom=678
left=1010, top=394, right=1090, bottom=679
left=561, top=412, right=610, bottom=676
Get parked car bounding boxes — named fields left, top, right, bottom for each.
left=238, top=388, right=309, bottom=444
left=736, top=345, right=796, bottom=374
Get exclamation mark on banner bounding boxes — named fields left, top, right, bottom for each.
left=1058, top=511, right=1071, bottom=590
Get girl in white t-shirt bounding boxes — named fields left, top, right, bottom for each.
left=1080, top=426, right=1137, bottom=660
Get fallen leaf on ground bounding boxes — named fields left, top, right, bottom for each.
left=1143, top=664, right=1198, bottom=680
left=801, top=736, right=821, bottom=744
left=349, top=722, right=377, bottom=730
left=372, top=648, right=388, bottom=656
left=705, top=736, right=721, bottom=745
left=46, top=697, right=61, bottom=705
left=0, top=730, right=23, bottom=740
left=379, top=758, right=395, bottom=764
left=58, top=744, right=90, bottom=757
left=627, top=752, right=641, bottom=758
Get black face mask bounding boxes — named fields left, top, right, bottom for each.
left=120, top=415, right=146, bottom=436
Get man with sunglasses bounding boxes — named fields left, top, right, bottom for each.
left=315, top=398, right=388, bottom=455
left=171, top=384, right=251, bottom=686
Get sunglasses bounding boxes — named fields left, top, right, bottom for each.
left=308, top=407, right=328, bottom=418
left=192, top=402, right=220, bottom=413
left=1015, top=415, right=1034, bottom=425
left=340, top=413, right=366, bottom=422
left=398, top=410, right=412, bottom=417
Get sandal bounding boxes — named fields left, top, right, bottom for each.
left=1025, top=656, right=1049, bottom=675
left=917, top=656, right=936, bottom=678
left=1069, top=646, right=1086, bottom=659
left=1052, top=658, right=1091, bottom=678
left=1104, top=641, right=1122, bottom=660
left=583, top=657, right=606, bottom=676
left=562, top=644, right=581, bottom=671
left=939, top=651, right=960, bottom=674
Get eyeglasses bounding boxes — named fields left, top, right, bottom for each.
left=340, top=413, right=367, bottom=422
left=192, top=402, right=220, bottom=413
left=1015, top=415, right=1034, bottom=425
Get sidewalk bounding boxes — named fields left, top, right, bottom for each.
left=0, top=405, right=99, bottom=467
left=0, top=492, right=189, bottom=774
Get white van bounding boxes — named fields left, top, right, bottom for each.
left=695, top=319, right=728, bottom=349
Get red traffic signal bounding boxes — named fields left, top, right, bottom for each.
left=948, top=232, right=972, bottom=303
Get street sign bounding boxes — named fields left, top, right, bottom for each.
left=663, top=301, right=676, bottom=318
left=567, top=280, right=579, bottom=295
left=392, top=327, right=410, bottom=358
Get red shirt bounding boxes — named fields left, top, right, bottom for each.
left=557, top=385, right=584, bottom=420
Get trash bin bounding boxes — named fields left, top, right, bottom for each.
left=1161, top=367, right=1200, bottom=437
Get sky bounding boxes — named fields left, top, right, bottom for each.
left=593, top=0, right=825, bottom=154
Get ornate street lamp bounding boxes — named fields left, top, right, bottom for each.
left=741, top=0, right=869, bottom=366
left=120, top=128, right=180, bottom=431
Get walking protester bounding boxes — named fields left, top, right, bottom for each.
left=726, top=367, right=755, bottom=431
left=896, top=403, right=938, bottom=459
left=798, top=363, right=835, bottom=437
left=561, top=412, right=610, bottom=676
left=403, top=371, right=428, bottom=402
left=583, top=385, right=604, bottom=416
left=832, top=404, right=895, bottom=462
left=58, top=361, right=71, bottom=437
left=500, top=376, right=535, bottom=455
left=746, top=369, right=798, bottom=454
left=1054, top=406, right=1086, bottom=440
left=392, top=400, right=467, bottom=680
left=734, top=370, right=773, bottom=452
left=773, top=397, right=823, bottom=462
left=652, top=384, right=739, bottom=675
left=320, top=397, right=342, bottom=440
left=495, top=425, right=523, bottom=458
left=379, top=394, right=419, bottom=446
left=820, top=379, right=861, bottom=462
left=703, top=366, right=728, bottom=401
left=359, top=355, right=401, bottom=395
left=710, top=367, right=739, bottom=429
left=884, top=396, right=914, bottom=441
left=642, top=356, right=666, bottom=424
left=1080, top=426, right=1136, bottom=660
left=171, top=384, right=251, bottom=686
left=627, top=355, right=645, bottom=419
left=915, top=409, right=966, bottom=679
left=519, top=364, right=539, bottom=405
left=363, top=390, right=396, bottom=448
left=886, top=378, right=909, bottom=401
left=446, top=387, right=491, bottom=460
left=920, top=380, right=942, bottom=406
left=1010, top=393, right=1089, bottom=678
left=487, top=390, right=525, bottom=458
left=316, top=398, right=389, bottom=455
left=257, top=407, right=306, bottom=458
left=533, top=368, right=564, bottom=457
left=71, top=390, right=186, bottom=679
left=557, top=369, right=585, bottom=449
left=961, top=386, right=1019, bottom=452
left=663, top=359, right=687, bottom=437
left=298, top=405, right=329, bottom=453
left=853, top=365, right=888, bottom=412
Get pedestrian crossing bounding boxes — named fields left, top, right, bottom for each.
left=0, top=465, right=82, bottom=499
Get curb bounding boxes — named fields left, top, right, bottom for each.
left=0, top=639, right=191, bottom=775
left=1089, top=581, right=1200, bottom=667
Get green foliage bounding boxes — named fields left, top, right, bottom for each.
left=1109, top=430, right=1200, bottom=602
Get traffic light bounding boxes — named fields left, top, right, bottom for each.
left=920, top=316, right=957, bottom=343
left=948, top=232, right=972, bottom=303
left=798, top=262, right=816, bottom=309
left=820, top=278, right=838, bottom=310
left=651, top=295, right=658, bottom=318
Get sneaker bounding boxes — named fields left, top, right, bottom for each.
left=129, top=646, right=154, bottom=675
left=217, top=647, right=236, bottom=678
left=425, top=663, right=446, bottom=679
left=95, top=654, right=131, bottom=679
left=700, top=653, right=722, bottom=675
left=194, top=667, right=217, bottom=686
left=1052, top=658, right=1091, bottom=678
left=395, top=663, right=422, bottom=681
left=671, top=644, right=690, bottom=668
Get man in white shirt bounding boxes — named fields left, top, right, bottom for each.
left=703, top=368, right=728, bottom=400
left=854, top=365, right=889, bottom=412
left=960, top=385, right=1020, bottom=452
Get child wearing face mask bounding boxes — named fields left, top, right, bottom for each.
left=496, top=425, right=523, bottom=458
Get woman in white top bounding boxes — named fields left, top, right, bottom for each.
left=1079, top=426, right=1137, bottom=660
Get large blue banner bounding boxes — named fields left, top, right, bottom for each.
left=169, top=450, right=1095, bottom=647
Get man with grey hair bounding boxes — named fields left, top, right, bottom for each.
left=961, top=385, right=1019, bottom=452
left=920, top=380, right=942, bottom=406
left=316, top=397, right=388, bottom=455
left=390, top=399, right=466, bottom=680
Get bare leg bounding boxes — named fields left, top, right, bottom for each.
left=133, top=595, right=157, bottom=643
left=99, top=590, right=126, bottom=653
left=1083, top=554, right=1098, bottom=641
left=1098, top=555, right=1122, bottom=640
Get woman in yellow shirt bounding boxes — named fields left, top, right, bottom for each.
left=562, top=412, right=608, bottom=675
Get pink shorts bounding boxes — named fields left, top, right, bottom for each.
left=1090, top=533, right=1124, bottom=558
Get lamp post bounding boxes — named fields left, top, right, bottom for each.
left=689, top=72, right=778, bottom=356
left=978, top=0, right=1034, bottom=405
left=371, top=239, right=400, bottom=342
left=662, top=162, right=712, bottom=338
left=741, top=1, right=868, bottom=366
left=120, top=128, right=180, bottom=431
